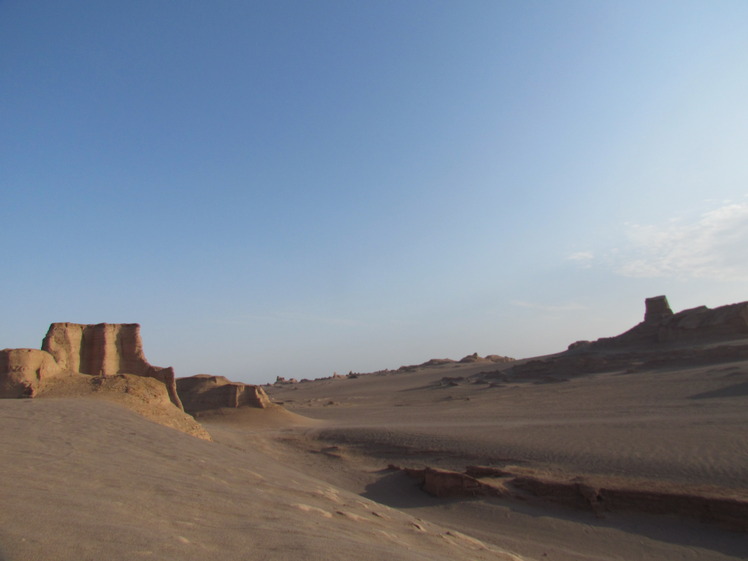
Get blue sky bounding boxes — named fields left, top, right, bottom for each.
left=2, top=1, right=748, bottom=384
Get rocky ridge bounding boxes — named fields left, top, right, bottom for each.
left=478, top=296, right=748, bottom=384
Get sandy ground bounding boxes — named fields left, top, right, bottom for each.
left=0, top=397, right=524, bottom=561
left=2, top=347, right=747, bottom=560
left=265, top=354, right=748, bottom=561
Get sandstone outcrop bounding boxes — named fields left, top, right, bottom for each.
left=177, top=374, right=273, bottom=416
left=41, top=323, right=182, bottom=408
left=0, top=348, right=64, bottom=398
left=0, top=323, right=212, bottom=438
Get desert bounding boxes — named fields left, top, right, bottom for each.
left=6, top=3, right=748, bottom=559
left=1, top=296, right=747, bottom=560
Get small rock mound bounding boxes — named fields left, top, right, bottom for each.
left=177, top=374, right=273, bottom=416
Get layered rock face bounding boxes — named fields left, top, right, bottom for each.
left=40, top=323, right=182, bottom=408
left=177, top=374, right=272, bottom=416
left=43, top=323, right=150, bottom=376
left=1, top=323, right=182, bottom=409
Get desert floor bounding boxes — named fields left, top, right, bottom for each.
left=265, top=353, right=748, bottom=561
left=2, top=350, right=747, bottom=560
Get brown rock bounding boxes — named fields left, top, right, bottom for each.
left=421, top=468, right=505, bottom=498
left=485, top=354, right=515, bottom=363
left=644, top=295, right=673, bottom=323
left=619, top=296, right=748, bottom=346
left=458, top=353, right=484, bottom=363
left=41, top=323, right=182, bottom=409
left=177, top=374, right=273, bottom=416
left=0, top=348, right=62, bottom=398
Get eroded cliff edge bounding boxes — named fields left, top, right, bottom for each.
left=0, top=323, right=207, bottom=439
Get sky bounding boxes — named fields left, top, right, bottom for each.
left=2, top=1, right=748, bottom=384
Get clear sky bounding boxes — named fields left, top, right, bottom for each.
left=2, top=1, right=748, bottom=384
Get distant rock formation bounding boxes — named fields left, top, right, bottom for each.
left=459, top=353, right=483, bottom=363
left=589, top=296, right=748, bottom=348
left=399, top=354, right=515, bottom=372
left=473, top=296, right=748, bottom=384
left=177, top=374, right=273, bottom=416
left=644, top=295, right=674, bottom=323
left=1, top=323, right=182, bottom=409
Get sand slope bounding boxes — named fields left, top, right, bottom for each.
left=0, top=398, right=524, bottom=561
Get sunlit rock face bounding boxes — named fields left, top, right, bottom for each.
left=176, top=374, right=273, bottom=415
left=42, top=323, right=150, bottom=375
left=0, top=323, right=182, bottom=408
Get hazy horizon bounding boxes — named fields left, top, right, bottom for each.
left=3, top=2, right=748, bottom=384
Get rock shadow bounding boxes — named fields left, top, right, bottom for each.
left=689, top=381, right=748, bottom=399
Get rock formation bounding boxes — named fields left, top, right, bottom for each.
left=643, top=295, right=674, bottom=323
left=590, top=297, right=748, bottom=348
left=0, top=348, right=64, bottom=398
left=475, top=296, right=748, bottom=384
left=1, top=323, right=182, bottom=409
left=177, top=374, right=273, bottom=416
left=0, top=323, right=213, bottom=439
left=391, top=464, right=748, bottom=530
left=41, top=323, right=182, bottom=408
left=399, top=355, right=515, bottom=372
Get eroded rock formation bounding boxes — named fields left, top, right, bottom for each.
left=593, top=297, right=748, bottom=348
left=474, top=296, right=748, bottom=383
left=1, top=323, right=182, bottom=409
left=399, top=354, right=515, bottom=372
left=41, top=323, right=182, bottom=409
left=177, top=374, right=273, bottom=416
left=644, top=295, right=674, bottom=323
left=0, top=348, right=63, bottom=398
